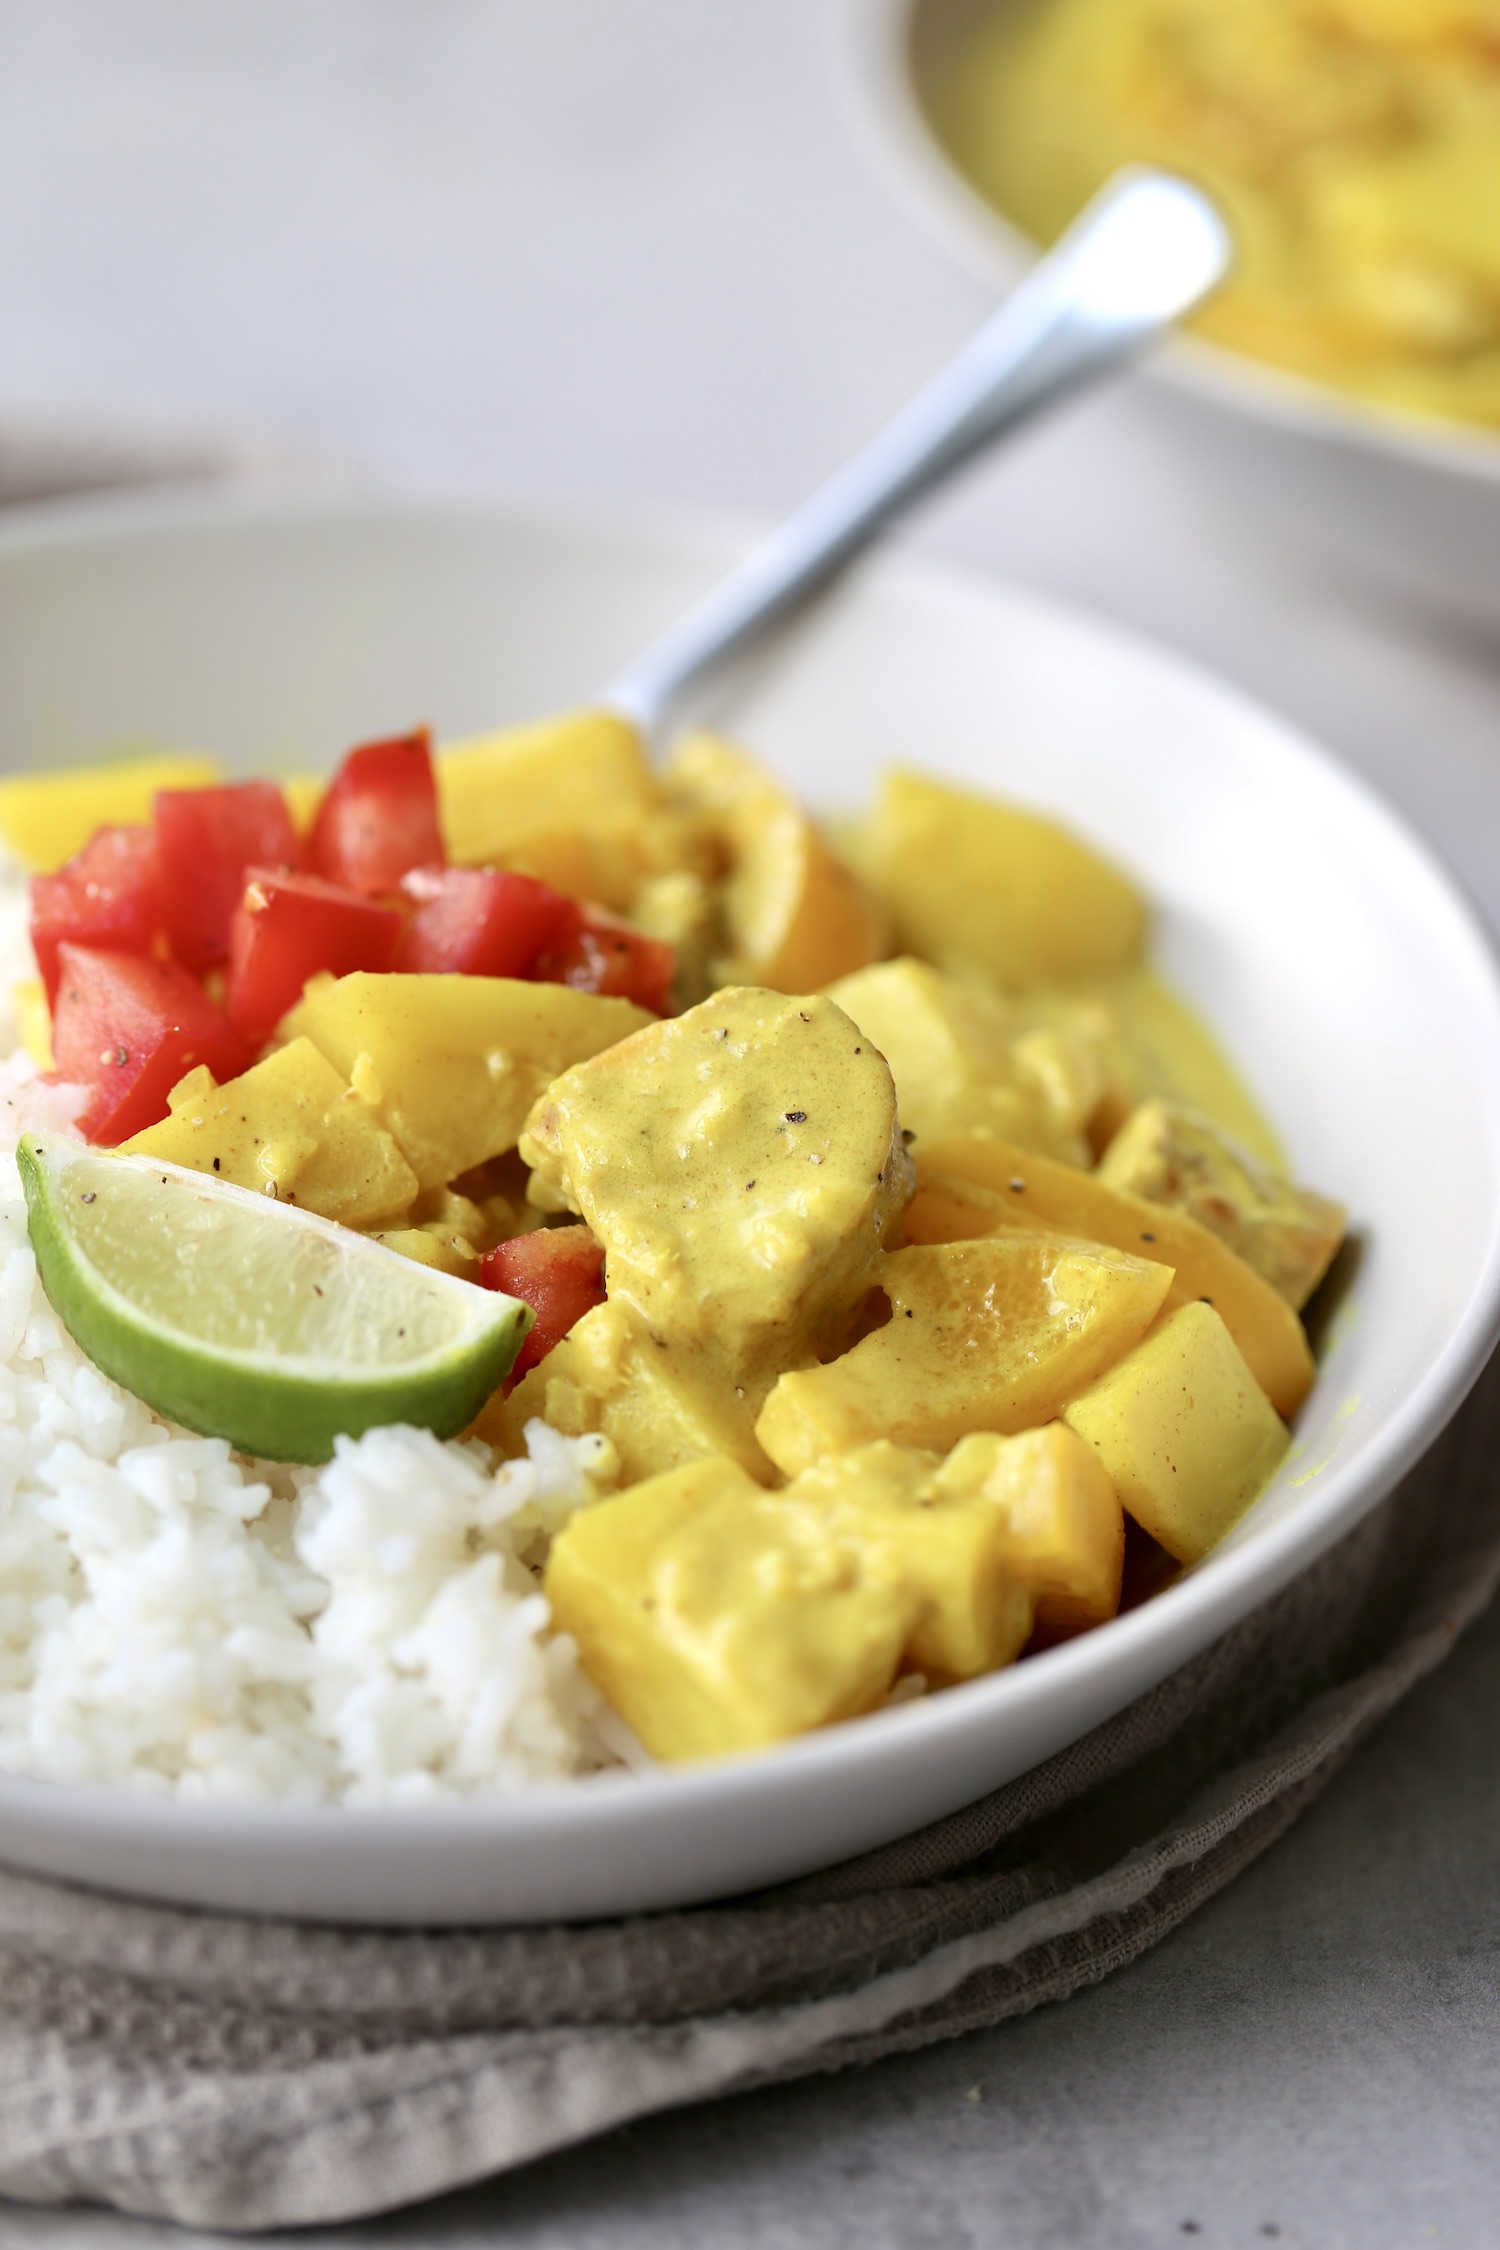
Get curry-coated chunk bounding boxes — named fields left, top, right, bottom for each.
left=544, top=1440, right=1039, bottom=1761
left=1063, top=1301, right=1290, bottom=1564
left=864, top=769, right=1146, bottom=991
left=917, top=1135, right=1316, bottom=1419
left=756, top=1233, right=1173, bottom=1477
left=665, top=733, right=883, bottom=992
left=122, top=1037, right=419, bottom=1230
left=933, top=1426, right=1125, bottom=1638
left=519, top=987, right=912, bottom=1447
left=1097, top=1099, right=1346, bottom=1310
left=282, top=972, right=652, bottom=1190
left=545, top=1453, right=919, bottom=1761
left=827, top=956, right=1103, bottom=1164
left=480, top=1296, right=776, bottom=1484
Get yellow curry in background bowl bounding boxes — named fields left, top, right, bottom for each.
left=917, top=0, right=1500, bottom=431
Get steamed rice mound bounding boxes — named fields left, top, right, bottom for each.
left=0, top=1056, right=622, bottom=1803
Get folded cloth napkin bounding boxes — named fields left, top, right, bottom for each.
left=2, top=429, right=1498, bottom=2232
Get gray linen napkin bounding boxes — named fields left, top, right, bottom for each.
left=0, top=1350, right=1488, bottom=2233
left=1, top=427, right=1497, bottom=2232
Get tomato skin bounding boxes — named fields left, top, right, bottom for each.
left=29, top=825, right=162, bottom=1006
left=479, top=1224, right=606, bottom=1389
left=226, top=869, right=405, bottom=1049
left=394, top=867, right=583, bottom=977
left=51, top=943, right=250, bottom=1144
left=155, top=782, right=301, bottom=975
left=308, top=728, right=444, bottom=898
left=535, top=914, right=676, bottom=1015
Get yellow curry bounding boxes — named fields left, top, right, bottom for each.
left=1, top=717, right=1344, bottom=1764
left=917, top=0, right=1500, bottom=429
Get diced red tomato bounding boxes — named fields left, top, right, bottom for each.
left=155, top=781, right=300, bottom=975
left=394, top=867, right=583, bottom=977
left=535, top=913, right=676, bottom=1015
left=51, top=943, right=249, bottom=1144
left=226, top=869, right=405, bottom=1049
left=479, top=1224, right=607, bottom=1390
left=29, top=825, right=162, bottom=1006
left=308, top=727, right=444, bottom=898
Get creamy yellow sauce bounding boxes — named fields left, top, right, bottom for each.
left=917, top=0, right=1500, bottom=430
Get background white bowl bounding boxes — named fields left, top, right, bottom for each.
left=0, top=489, right=1496, bottom=1924
left=834, top=0, right=1500, bottom=634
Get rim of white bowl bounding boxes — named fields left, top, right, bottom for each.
left=828, top=0, right=1500, bottom=492
left=0, top=482, right=1496, bottom=1878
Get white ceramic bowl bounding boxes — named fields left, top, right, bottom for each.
left=0, top=488, right=1497, bottom=1925
left=833, top=0, right=1500, bottom=632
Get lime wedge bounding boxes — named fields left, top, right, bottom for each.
left=17, top=1135, right=533, bottom=1463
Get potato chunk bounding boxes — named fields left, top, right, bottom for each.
left=545, top=1440, right=1036, bottom=1761
left=122, top=1038, right=419, bottom=1230
left=545, top=1454, right=917, bottom=1761
left=919, top=1135, right=1316, bottom=1419
left=282, top=973, right=652, bottom=1190
left=865, top=769, right=1146, bottom=991
left=1097, top=1099, right=1346, bottom=1310
left=520, top=987, right=911, bottom=1451
left=755, top=1234, right=1173, bottom=1476
left=932, top=1426, right=1124, bottom=1638
left=481, top=1296, right=774, bottom=1484
left=435, top=709, right=657, bottom=870
left=1064, top=1302, right=1290, bottom=1564
left=0, top=753, right=221, bottom=872
left=667, top=733, right=883, bottom=991
left=828, top=956, right=1102, bottom=1164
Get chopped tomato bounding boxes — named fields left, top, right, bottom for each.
left=535, top=913, right=676, bottom=1015
left=226, top=869, right=405, bottom=1049
left=394, top=866, right=583, bottom=977
left=308, top=727, right=444, bottom=898
left=155, top=781, right=300, bottom=975
left=479, top=1224, right=607, bottom=1390
left=29, top=825, right=162, bottom=1006
left=51, top=943, right=249, bottom=1144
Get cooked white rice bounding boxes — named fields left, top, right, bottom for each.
left=0, top=1013, right=628, bottom=1802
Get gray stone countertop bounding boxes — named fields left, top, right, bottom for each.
left=2, top=2, right=1500, bottom=2241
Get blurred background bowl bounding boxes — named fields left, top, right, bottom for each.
left=834, top=0, right=1500, bottom=635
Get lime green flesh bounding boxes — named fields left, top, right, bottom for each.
left=18, top=1136, right=533, bottom=1463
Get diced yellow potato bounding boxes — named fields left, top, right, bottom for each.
left=667, top=733, right=883, bottom=991
left=1064, top=1302, right=1291, bottom=1565
left=546, top=1436, right=1043, bottom=1761
left=13, top=980, right=52, bottom=1072
left=1098, top=1099, right=1346, bottom=1311
left=0, top=752, right=222, bottom=872
left=435, top=710, right=657, bottom=870
left=934, top=1426, right=1124, bottom=1637
left=481, top=1297, right=775, bottom=1485
left=545, top=1454, right=918, bottom=1761
left=865, top=769, right=1146, bottom=991
left=920, top=1136, right=1316, bottom=1419
left=123, top=1039, right=421, bottom=1230
left=755, top=1233, right=1173, bottom=1476
left=791, top=1444, right=1034, bottom=1681
left=519, top=987, right=911, bottom=1446
left=827, top=956, right=1099, bottom=1163
left=283, top=972, right=651, bottom=1190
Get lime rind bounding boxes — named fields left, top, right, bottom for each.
left=18, top=1136, right=533, bottom=1463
